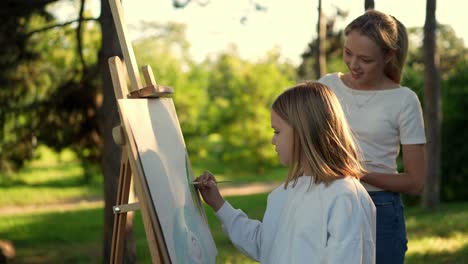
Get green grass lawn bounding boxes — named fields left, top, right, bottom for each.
left=0, top=145, right=284, bottom=208
left=405, top=203, right=468, bottom=264
left=1, top=146, right=467, bottom=263
left=1, top=195, right=467, bottom=263
left=0, top=146, right=102, bottom=207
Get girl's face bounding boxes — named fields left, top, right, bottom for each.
left=271, top=110, right=294, bottom=166
left=343, top=30, right=389, bottom=87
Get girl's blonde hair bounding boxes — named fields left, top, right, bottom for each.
left=345, top=9, right=408, bottom=84
left=272, top=82, right=365, bottom=187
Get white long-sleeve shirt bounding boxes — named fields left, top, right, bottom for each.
left=216, top=176, right=376, bottom=264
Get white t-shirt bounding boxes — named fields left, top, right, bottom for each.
left=319, top=73, right=426, bottom=191
left=216, top=176, right=376, bottom=264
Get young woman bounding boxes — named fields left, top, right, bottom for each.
left=196, top=82, right=376, bottom=264
left=318, top=10, right=426, bottom=264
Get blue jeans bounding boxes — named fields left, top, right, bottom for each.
left=369, top=191, right=408, bottom=264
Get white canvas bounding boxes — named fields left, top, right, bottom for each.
left=118, top=98, right=217, bottom=264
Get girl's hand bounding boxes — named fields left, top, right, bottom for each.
left=195, top=171, right=225, bottom=211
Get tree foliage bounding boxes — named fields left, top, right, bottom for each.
left=404, top=24, right=468, bottom=202
left=0, top=0, right=103, bottom=172
left=133, top=25, right=297, bottom=173
left=1, top=1, right=466, bottom=202
left=201, top=50, right=296, bottom=172
left=440, top=62, right=468, bottom=201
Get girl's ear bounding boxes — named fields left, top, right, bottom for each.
left=385, top=49, right=396, bottom=64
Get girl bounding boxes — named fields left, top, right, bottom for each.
left=196, top=82, right=376, bottom=264
left=318, top=10, right=426, bottom=264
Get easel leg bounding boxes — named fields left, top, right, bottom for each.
left=132, top=175, right=164, bottom=263
left=110, top=151, right=132, bottom=264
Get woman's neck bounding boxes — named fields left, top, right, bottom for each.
left=341, top=73, right=399, bottom=91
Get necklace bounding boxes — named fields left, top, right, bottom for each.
left=340, top=74, right=382, bottom=109
left=350, top=89, right=378, bottom=109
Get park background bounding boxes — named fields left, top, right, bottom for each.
left=0, top=0, right=467, bottom=263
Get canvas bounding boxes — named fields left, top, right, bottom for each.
left=118, top=98, right=217, bottom=264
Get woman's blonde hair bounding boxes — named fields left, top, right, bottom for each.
left=345, top=9, right=408, bottom=83
left=272, top=82, right=365, bottom=187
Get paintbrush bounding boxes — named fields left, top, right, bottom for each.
left=191, top=180, right=233, bottom=185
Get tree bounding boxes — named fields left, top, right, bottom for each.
left=202, top=49, right=296, bottom=173
left=365, top=0, right=375, bottom=10
left=440, top=62, right=468, bottom=201
left=315, top=0, right=327, bottom=78
left=401, top=25, right=468, bottom=203
left=0, top=0, right=137, bottom=261
left=298, top=7, right=348, bottom=80
left=132, top=22, right=211, bottom=163
left=96, top=0, right=140, bottom=262
left=0, top=0, right=105, bottom=180
left=0, top=0, right=61, bottom=172
left=0, top=0, right=105, bottom=260
left=422, top=0, right=441, bottom=209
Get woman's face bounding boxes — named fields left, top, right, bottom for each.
left=343, top=30, right=389, bottom=87
left=271, top=110, right=294, bottom=166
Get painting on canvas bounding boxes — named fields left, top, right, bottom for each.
left=118, top=98, right=217, bottom=264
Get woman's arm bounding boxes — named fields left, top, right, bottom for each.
left=360, top=144, right=426, bottom=195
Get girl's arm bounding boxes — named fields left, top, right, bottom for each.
left=196, top=171, right=263, bottom=261
left=195, top=171, right=225, bottom=211
left=324, top=192, right=376, bottom=264
left=360, top=144, right=426, bottom=195
left=216, top=202, right=263, bottom=261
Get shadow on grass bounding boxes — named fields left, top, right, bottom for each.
left=0, top=207, right=105, bottom=263
left=0, top=207, right=156, bottom=263
left=406, top=202, right=468, bottom=238
left=406, top=243, right=468, bottom=264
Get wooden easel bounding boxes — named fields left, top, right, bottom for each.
left=107, top=0, right=174, bottom=263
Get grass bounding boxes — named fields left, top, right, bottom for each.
left=0, top=207, right=103, bottom=263
left=1, top=194, right=467, bottom=263
left=1, top=146, right=467, bottom=263
left=0, top=145, right=284, bottom=208
left=0, top=146, right=102, bottom=207
left=0, top=194, right=268, bottom=263
left=405, top=203, right=468, bottom=264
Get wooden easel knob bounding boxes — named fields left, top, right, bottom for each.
left=112, top=125, right=126, bottom=145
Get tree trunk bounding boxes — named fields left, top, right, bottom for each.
left=315, top=0, right=326, bottom=78
left=98, top=0, right=136, bottom=262
left=422, top=0, right=441, bottom=209
left=365, top=0, right=375, bottom=10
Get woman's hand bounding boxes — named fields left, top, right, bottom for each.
left=359, top=144, right=425, bottom=195
left=195, top=171, right=225, bottom=211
